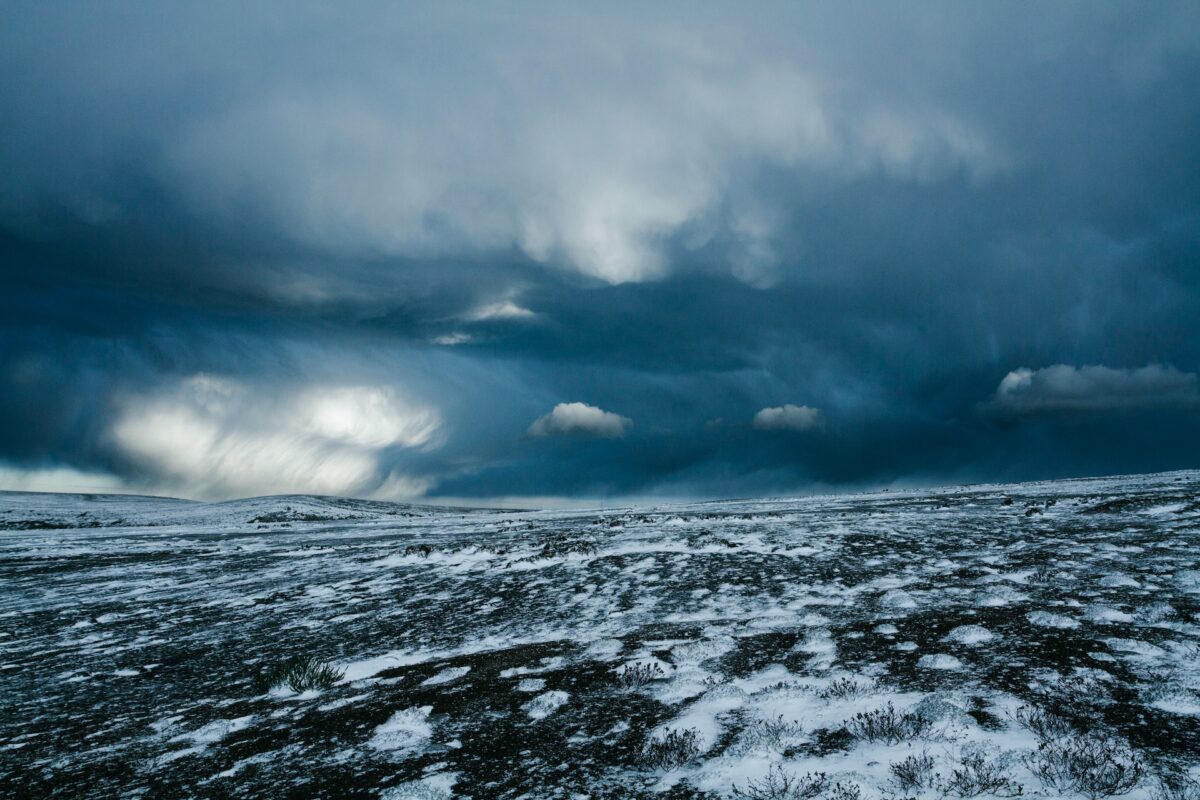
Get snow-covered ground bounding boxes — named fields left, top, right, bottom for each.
left=2, top=471, right=1200, bottom=798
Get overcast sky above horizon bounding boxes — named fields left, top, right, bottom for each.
left=2, top=2, right=1199, bottom=503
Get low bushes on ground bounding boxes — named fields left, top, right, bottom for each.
left=890, top=751, right=939, bottom=792
left=643, top=727, right=703, bottom=769
left=1025, top=734, right=1144, bottom=799
left=731, top=766, right=827, bottom=800
left=617, top=661, right=665, bottom=689
left=844, top=702, right=931, bottom=744
left=1012, top=704, right=1075, bottom=741
left=942, top=752, right=1023, bottom=797
left=819, top=677, right=874, bottom=700
left=729, top=715, right=805, bottom=755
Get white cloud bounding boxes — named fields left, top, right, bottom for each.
left=368, top=472, right=439, bottom=502
left=526, top=402, right=632, bottom=438
left=987, top=363, right=1200, bottom=417
left=752, top=404, right=824, bottom=432
left=431, top=332, right=473, bottom=346
left=297, top=386, right=439, bottom=448
left=110, top=375, right=439, bottom=498
left=461, top=300, right=537, bottom=322
left=0, top=465, right=129, bottom=495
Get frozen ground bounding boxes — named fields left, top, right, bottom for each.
left=2, top=471, right=1200, bottom=798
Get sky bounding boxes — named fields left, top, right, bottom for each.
left=2, top=2, right=1199, bottom=504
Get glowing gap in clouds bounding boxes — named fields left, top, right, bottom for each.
left=111, top=375, right=439, bottom=499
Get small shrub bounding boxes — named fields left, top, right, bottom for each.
left=844, top=702, right=932, bottom=744
left=255, top=654, right=344, bottom=693
left=827, top=783, right=863, bottom=800
left=759, top=679, right=806, bottom=695
left=820, top=677, right=874, bottom=700
left=643, top=727, right=703, bottom=769
left=890, top=751, right=939, bottom=791
left=617, top=661, right=666, bottom=689
left=1012, top=704, right=1075, bottom=741
left=730, top=715, right=805, bottom=754
left=1152, top=774, right=1200, bottom=800
left=537, top=537, right=598, bottom=558
left=731, top=766, right=827, bottom=800
left=943, top=752, right=1023, bottom=797
left=1026, top=735, right=1144, bottom=799
left=1054, top=675, right=1112, bottom=719
left=1030, top=565, right=1058, bottom=583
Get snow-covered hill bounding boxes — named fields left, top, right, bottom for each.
left=2, top=471, right=1200, bottom=797
left=0, top=490, right=479, bottom=532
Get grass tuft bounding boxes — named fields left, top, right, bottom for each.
left=255, top=654, right=344, bottom=693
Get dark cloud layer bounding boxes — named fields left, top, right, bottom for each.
left=2, top=2, right=1199, bottom=500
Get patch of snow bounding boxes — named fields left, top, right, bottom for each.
left=499, top=656, right=567, bottom=678
left=879, top=589, right=918, bottom=609
left=379, top=772, right=459, bottom=799
left=1084, top=606, right=1134, bottom=624
left=523, top=690, right=569, bottom=720
left=420, top=666, right=470, bottom=686
left=369, top=707, right=434, bottom=755
left=1176, top=570, right=1200, bottom=593
left=1151, top=694, right=1200, bottom=715
left=942, top=625, right=993, bottom=645
left=918, top=653, right=963, bottom=670
left=1027, top=610, right=1080, bottom=629
left=317, top=692, right=372, bottom=712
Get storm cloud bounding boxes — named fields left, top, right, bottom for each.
left=1, top=2, right=1199, bottom=500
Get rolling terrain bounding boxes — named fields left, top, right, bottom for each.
left=2, top=472, right=1200, bottom=798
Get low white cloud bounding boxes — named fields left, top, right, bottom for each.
left=526, top=402, right=632, bottom=439
left=367, top=472, right=439, bottom=502
left=431, top=332, right=473, bottom=346
left=110, top=375, right=439, bottom=498
left=752, top=404, right=824, bottom=432
left=987, top=363, right=1200, bottom=417
left=461, top=300, right=537, bottom=322
left=0, top=464, right=129, bottom=495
